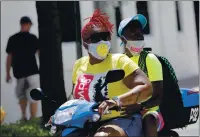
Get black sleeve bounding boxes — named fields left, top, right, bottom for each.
left=33, top=35, right=39, bottom=51
left=6, top=36, right=14, bottom=54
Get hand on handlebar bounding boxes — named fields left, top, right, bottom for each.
left=120, top=104, right=142, bottom=117
left=45, top=116, right=53, bottom=127
left=98, top=100, right=117, bottom=115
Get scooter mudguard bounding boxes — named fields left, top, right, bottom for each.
left=180, top=88, right=199, bottom=107
left=53, top=99, right=98, bottom=128
left=61, top=128, right=77, bottom=137
left=180, top=88, right=199, bottom=124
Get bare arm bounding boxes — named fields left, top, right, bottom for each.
left=6, top=54, right=12, bottom=82
left=35, top=36, right=40, bottom=57
left=37, top=50, right=40, bottom=57
left=98, top=69, right=153, bottom=115
left=6, top=54, right=12, bottom=76
left=142, top=53, right=163, bottom=108
left=118, top=69, right=153, bottom=106
left=120, top=81, right=163, bottom=116
left=141, top=81, right=163, bottom=108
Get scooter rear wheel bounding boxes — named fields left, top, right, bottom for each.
left=158, top=129, right=179, bottom=137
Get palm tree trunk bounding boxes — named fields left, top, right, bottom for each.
left=36, top=1, right=67, bottom=124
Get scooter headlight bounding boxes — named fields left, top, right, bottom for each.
left=92, top=114, right=100, bottom=122
left=53, top=106, right=77, bottom=125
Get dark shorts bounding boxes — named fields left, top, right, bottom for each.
left=104, top=114, right=143, bottom=136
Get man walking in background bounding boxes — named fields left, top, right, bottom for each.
left=5, top=16, right=40, bottom=121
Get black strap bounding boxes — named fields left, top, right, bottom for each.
left=156, top=55, right=178, bottom=82
left=67, top=87, right=74, bottom=100
left=138, top=51, right=149, bottom=77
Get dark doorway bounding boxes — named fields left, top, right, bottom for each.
left=136, top=1, right=150, bottom=35
left=193, top=1, right=199, bottom=49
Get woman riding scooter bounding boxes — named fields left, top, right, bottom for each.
left=71, top=9, right=153, bottom=136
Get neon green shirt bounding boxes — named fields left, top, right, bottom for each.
left=130, top=53, right=163, bottom=81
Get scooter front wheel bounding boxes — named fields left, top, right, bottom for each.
left=61, top=128, right=87, bottom=137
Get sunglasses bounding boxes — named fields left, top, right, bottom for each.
left=87, top=32, right=111, bottom=43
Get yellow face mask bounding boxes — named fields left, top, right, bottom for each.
left=96, top=43, right=110, bottom=57
left=87, top=40, right=111, bottom=60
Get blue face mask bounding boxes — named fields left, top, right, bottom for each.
left=85, top=40, right=111, bottom=60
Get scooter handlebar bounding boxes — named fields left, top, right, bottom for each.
left=92, top=103, right=121, bottom=112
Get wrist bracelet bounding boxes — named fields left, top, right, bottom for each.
left=112, top=97, right=122, bottom=111
left=138, top=102, right=145, bottom=110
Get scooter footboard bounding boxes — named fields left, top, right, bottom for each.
left=61, top=128, right=80, bottom=137
left=180, top=88, right=199, bottom=125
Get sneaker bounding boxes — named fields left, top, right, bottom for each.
left=19, top=117, right=27, bottom=123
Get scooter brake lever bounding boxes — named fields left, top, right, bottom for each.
left=45, top=116, right=53, bottom=127
left=92, top=102, right=101, bottom=111
left=45, top=123, right=51, bottom=127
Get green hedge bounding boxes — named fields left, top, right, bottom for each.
left=0, top=118, right=52, bottom=137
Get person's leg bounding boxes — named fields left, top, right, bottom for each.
left=26, top=74, right=40, bottom=119
left=19, top=99, right=28, bottom=120
left=16, top=78, right=28, bottom=120
left=143, top=114, right=158, bottom=137
left=142, top=110, right=164, bottom=137
left=30, top=102, right=37, bottom=119
left=94, top=124, right=127, bottom=136
left=94, top=114, right=143, bottom=137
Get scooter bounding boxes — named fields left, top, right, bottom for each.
left=31, top=69, right=199, bottom=137
left=158, top=87, right=199, bottom=137
left=30, top=69, right=130, bottom=137
left=143, top=47, right=199, bottom=137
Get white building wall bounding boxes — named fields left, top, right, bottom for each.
left=1, top=1, right=199, bottom=123
left=1, top=1, right=41, bottom=123
left=158, top=1, right=198, bottom=79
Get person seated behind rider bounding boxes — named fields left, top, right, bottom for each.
left=118, top=14, right=164, bottom=137
left=71, top=9, right=153, bottom=136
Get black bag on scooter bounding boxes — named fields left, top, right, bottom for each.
left=139, top=49, right=199, bottom=130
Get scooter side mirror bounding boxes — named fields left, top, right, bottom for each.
left=30, top=88, right=45, bottom=101
left=105, top=69, right=125, bottom=84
